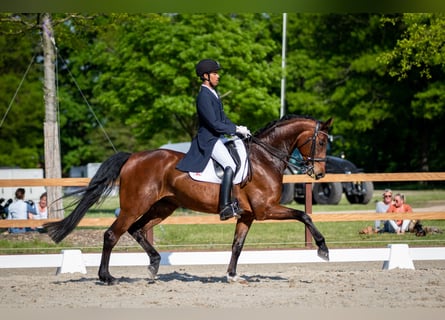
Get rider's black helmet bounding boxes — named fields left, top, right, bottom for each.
left=196, top=59, right=221, bottom=79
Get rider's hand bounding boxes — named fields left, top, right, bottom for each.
left=236, top=125, right=251, bottom=138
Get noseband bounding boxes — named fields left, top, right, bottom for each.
left=249, top=121, right=328, bottom=177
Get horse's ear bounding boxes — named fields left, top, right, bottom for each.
left=321, top=118, right=334, bottom=131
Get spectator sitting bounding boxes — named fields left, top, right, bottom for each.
left=5, top=188, right=37, bottom=233
left=383, top=193, right=413, bottom=234
left=33, top=192, right=48, bottom=220
left=30, top=192, right=48, bottom=233
left=375, top=189, right=393, bottom=233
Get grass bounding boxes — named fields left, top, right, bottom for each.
left=151, top=220, right=445, bottom=251
left=1, top=189, right=444, bottom=254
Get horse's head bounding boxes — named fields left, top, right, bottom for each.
left=251, top=115, right=333, bottom=180
left=296, top=117, right=333, bottom=180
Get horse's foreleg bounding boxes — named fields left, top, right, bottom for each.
left=296, top=210, right=329, bottom=260
left=262, top=207, right=329, bottom=261
left=226, top=217, right=254, bottom=283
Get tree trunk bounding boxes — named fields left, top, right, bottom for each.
left=42, top=13, right=64, bottom=219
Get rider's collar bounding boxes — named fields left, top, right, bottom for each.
left=202, top=84, right=219, bottom=99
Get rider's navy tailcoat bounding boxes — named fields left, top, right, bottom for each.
left=176, top=86, right=237, bottom=172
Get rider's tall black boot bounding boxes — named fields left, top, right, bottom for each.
left=219, top=167, right=242, bottom=221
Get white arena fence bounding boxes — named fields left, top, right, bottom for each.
left=0, top=245, right=444, bottom=273
left=1, top=173, right=445, bottom=272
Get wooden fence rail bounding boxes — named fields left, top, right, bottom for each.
left=1, top=173, right=445, bottom=246
left=1, top=172, right=445, bottom=187
left=1, top=212, right=445, bottom=229
left=284, top=172, right=445, bottom=183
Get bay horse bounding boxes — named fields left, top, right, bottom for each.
left=44, top=115, right=333, bottom=284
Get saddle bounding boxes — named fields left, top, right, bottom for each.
left=190, top=138, right=249, bottom=184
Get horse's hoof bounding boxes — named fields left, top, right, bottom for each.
left=317, top=248, right=330, bottom=261
left=147, top=266, right=158, bottom=282
left=226, top=273, right=248, bottom=284
left=99, top=275, right=119, bottom=285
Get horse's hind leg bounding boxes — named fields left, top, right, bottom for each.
left=128, top=225, right=160, bottom=281
left=128, top=200, right=177, bottom=281
left=99, top=225, right=122, bottom=285
left=98, top=212, right=150, bottom=284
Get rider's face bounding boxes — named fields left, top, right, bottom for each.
left=208, top=71, right=220, bottom=87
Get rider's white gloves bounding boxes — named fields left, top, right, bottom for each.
left=236, top=125, right=251, bottom=137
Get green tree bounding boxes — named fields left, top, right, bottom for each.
left=378, top=13, right=445, bottom=171
left=2, top=12, right=445, bottom=175
left=282, top=14, right=402, bottom=170
left=282, top=13, right=445, bottom=172
left=80, top=13, right=281, bottom=149
left=0, top=14, right=44, bottom=168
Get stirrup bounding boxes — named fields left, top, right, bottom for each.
left=219, top=201, right=242, bottom=221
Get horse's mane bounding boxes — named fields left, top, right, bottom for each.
left=254, top=114, right=317, bottom=137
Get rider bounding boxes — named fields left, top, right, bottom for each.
left=176, top=59, right=251, bottom=221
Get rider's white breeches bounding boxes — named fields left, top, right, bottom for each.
left=211, top=139, right=236, bottom=172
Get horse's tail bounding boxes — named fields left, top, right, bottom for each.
left=43, top=152, right=132, bottom=243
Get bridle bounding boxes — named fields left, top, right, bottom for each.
left=294, top=121, right=329, bottom=175
left=248, top=121, right=328, bottom=177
